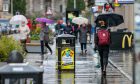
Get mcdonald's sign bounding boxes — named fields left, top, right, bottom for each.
left=122, top=34, right=133, bottom=48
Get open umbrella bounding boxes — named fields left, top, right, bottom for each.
left=36, top=18, right=54, bottom=24
left=10, top=15, right=28, bottom=25
left=72, top=17, right=88, bottom=25
left=95, top=13, right=124, bottom=27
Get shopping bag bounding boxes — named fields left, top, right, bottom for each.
left=93, top=52, right=100, bottom=68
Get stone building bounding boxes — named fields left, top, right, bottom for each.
left=0, top=0, right=2, bottom=18
left=26, top=0, right=67, bottom=17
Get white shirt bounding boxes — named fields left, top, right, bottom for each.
left=19, top=25, right=30, bottom=40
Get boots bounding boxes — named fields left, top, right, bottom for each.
left=102, top=65, right=106, bottom=75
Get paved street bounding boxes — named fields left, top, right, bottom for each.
left=25, top=38, right=133, bottom=84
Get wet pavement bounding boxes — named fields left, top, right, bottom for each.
left=25, top=39, right=133, bottom=84
left=109, top=50, right=133, bottom=81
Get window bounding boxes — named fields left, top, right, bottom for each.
left=3, top=4, right=9, bottom=12
left=60, top=5, right=63, bottom=13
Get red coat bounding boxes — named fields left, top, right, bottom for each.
left=27, top=19, right=32, bottom=30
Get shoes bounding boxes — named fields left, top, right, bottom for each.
left=85, top=50, right=87, bottom=54
left=80, top=50, right=83, bottom=55
left=50, top=51, right=53, bottom=55
left=102, top=71, right=106, bottom=76
left=25, top=49, right=28, bottom=53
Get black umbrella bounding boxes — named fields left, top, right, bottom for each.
left=95, top=13, right=124, bottom=27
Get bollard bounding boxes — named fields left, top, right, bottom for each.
left=7, top=50, right=23, bottom=63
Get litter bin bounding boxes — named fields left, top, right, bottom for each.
left=56, top=34, right=75, bottom=71
left=0, top=63, right=43, bottom=84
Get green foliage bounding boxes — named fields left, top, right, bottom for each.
left=0, top=36, right=24, bottom=62
left=30, top=34, right=40, bottom=40
left=30, top=27, right=41, bottom=40
left=67, top=0, right=85, bottom=10
left=12, top=0, right=26, bottom=15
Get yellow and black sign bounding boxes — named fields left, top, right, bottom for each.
left=122, top=34, right=133, bottom=48
left=61, top=48, right=74, bottom=70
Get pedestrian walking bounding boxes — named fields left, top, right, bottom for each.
left=40, top=22, right=52, bottom=57
left=19, top=21, right=30, bottom=53
left=72, top=24, right=78, bottom=39
left=55, top=22, right=61, bottom=35
left=64, top=22, right=73, bottom=35
left=87, top=23, right=92, bottom=43
left=78, top=23, right=89, bottom=54
left=55, top=20, right=63, bottom=35
left=94, top=20, right=111, bottom=75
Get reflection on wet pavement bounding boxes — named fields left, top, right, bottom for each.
left=109, top=50, right=133, bottom=79
left=25, top=43, right=133, bottom=84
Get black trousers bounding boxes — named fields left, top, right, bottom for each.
left=41, top=40, right=52, bottom=54
left=98, top=45, right=109, bottom=71
left=45, top=41, right=52, bottom=53
left=81, top=43, right=87, bottom=50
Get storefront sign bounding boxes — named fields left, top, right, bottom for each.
left=118, top=0, right=134, bottom=3
left=95, top=0, right=107, bottom=6
left=61, top=48, right=74, bottom=70
left=122, top=34, right=133, bottom=48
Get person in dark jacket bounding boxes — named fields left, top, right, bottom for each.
left=78, top=23, right=89, bottom=54
left=94, top=21, right=111, bottom=75
left=64, top=22, right=73, bottom=34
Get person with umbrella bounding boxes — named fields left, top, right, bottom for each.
left=78, top=23, right=89, bottom=55
left=94, top=20, right=111, bottom=75
left=19, top=21, right=30, bottom=53
left=40, top=22, right=52, bottom=58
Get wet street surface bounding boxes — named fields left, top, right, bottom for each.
left=109, top=50, right=133, bottom=81
left=25, top=41, right=133, bottom=84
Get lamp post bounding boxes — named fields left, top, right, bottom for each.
left=74, top=0, right=76, bottom=9
left=11, top=0, right=13, bottom=15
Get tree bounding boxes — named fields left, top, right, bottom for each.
left=10, top=0, right=26, bottom=15
left=67, top=0, right=85, bottom=10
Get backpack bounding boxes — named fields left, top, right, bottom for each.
left=97, top=29, right=110, bottom=46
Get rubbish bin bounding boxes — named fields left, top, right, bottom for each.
left=0, top=63, right=43, bottom=84
left=56, top=34, right=75, bottom=71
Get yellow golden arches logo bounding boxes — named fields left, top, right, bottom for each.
left=122, top=34, right=133, bottom=48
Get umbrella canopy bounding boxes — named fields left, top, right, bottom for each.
left=72, top=17, right=88, bottom=25
left=36, top=18, right=54, bottom=24
left=95, top=13, right=124, bottom=27
left=10, top=15, right=28, bottom=25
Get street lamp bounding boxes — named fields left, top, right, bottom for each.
left=11, top=0, right=13, bottom=15
left=74, top=0, right=76, bottom=9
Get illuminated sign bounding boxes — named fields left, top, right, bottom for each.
left=122, top=34, right=133, bottom=48
left=118, top=0, right=134, bottom=3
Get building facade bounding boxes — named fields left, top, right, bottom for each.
left=113, top=4, right=134, bottom=32
left=0, top=0, right=2, bottom=18
left=26, top=0, right=67, bottom=17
